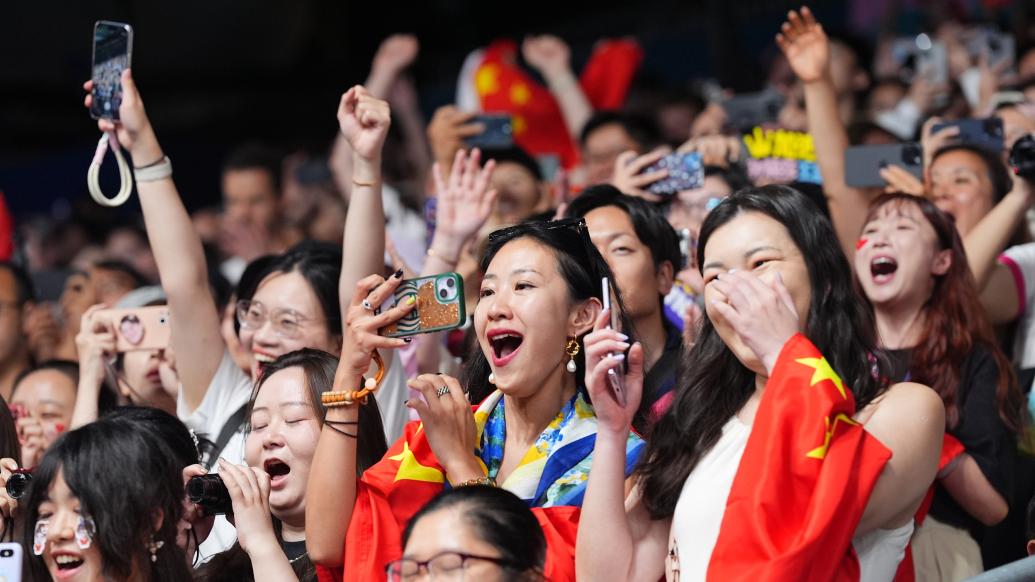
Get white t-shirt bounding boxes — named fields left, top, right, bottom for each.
left=999, top=244, right=1035, bottom=369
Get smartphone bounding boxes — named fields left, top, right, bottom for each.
left=380, top=273, right=466, bottom=338
left=0, top=542, right=23, bottom=582
left=464, top=114, right=514, bottom=149
left=601, top=277, right=627, bottom=407
left=967, top=28, right=1015, bottom=70
left=932, top=117, right=1004, bottom=153
left=642, top=152, right=704, bottom=197
left=845, top=143, right=924, bottom=189
left=916, top=40, right=949, bottom=86
left=721, top=88, right=784, bottom=132
left=95, top=306, right=171, bottom=352
left=90, top=21, right=133, bottom=120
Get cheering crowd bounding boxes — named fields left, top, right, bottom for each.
left=4, top=4, right=1035, bottom=581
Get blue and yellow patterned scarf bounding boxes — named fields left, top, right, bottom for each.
left=473, top=389, right=644, bottom=507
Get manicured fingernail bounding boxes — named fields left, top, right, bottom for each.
left=406, top=296, right=416, bottom=305
left=611, top=354, right=626, bottom=361
left=616, top=342, right=630, bottom=349
left=403, top=337, right=413, bottom=343
left=393, top=269, right=404, bottom=279
left=616, top=333, right=629, bottom=341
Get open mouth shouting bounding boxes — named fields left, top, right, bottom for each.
left=869, top=255, right=898, bottom=285
left=263, top=457, right=291, bottom=490
left=51, top=551, right=86, bottom=579
left=487, top=329, right=524, bottom=367
left=253, top=351, right=277, bottom=376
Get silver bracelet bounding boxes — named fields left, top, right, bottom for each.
left=134, top=156, right=173, bottom=182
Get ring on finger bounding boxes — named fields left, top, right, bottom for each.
left=361, top=299, right=374, bottom=311
left=435, top=385, right=450, bottom=398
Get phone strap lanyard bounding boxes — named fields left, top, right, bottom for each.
left=86, top=130, right=133, bottom=207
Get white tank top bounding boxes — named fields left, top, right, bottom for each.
left=666, top=417, right=913, bottom=582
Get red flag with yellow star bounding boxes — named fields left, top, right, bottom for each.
left=473, top=39, right=642, bottom=170
left=706, top=334, right=893, bottom=581
left=315, top=418, right=580, bottom=582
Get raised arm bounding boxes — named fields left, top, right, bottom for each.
left=577, top=310, right=668, bottom=581
left=778, top=8, right=874, bottom=259
left=305, top=274, right=412, bottom=566
left=335, top=87, right=392, bottom=306
left=85, top=70, right=223, bottom=412
left=71, top=306, right=114, bottom=428
left=965, top=174, right=1033, bottom=288
left=523, top=35, right=593, bottom=139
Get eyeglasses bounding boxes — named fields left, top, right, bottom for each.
left=235, top=300, right=321, bottom=340
left=487, top=217, right=588, bottom=243
left=385, top=551, right=519, bottom=581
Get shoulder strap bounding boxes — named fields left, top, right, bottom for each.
left=206, top=403, right=249, bottom=470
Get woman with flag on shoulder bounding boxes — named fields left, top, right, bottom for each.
left=576, top=185, right=946, bottom=582
left=306, top=179, right=646, bottom=580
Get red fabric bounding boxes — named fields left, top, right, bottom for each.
left=315, top=419, right=580, bottom=582
left=707, top=334, right=892, bottom=582
left=474, top=39, right=642, bottom=170
left=578, top=39, right=644, bottom=110
left=0, top=192, right=14, bottom=261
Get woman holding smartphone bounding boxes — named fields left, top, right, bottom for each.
left=306, top=218, right=646, bottom=582
left=577, top=186, right=945, bottom=581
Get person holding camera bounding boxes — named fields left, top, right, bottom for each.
left=183, top=349, right=387, bottom=582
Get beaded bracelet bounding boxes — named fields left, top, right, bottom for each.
left=321, top=350, right=385, bottom=407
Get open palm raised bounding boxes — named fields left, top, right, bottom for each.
left=776, top=7, right=830, bottom=84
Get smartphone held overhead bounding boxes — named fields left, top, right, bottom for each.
left=380, top=273, right=466, bottom=338
left=90, top=21, right=133, bottom=120
left=94, top=306, right=171, bottom=352
left=845, top=143, right=923, bottom=188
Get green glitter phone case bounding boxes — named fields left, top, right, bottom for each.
left=380, top=272, right=466, bottom=338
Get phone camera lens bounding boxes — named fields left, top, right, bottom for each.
left=439, top=289, right=448, bottom=299
left=446, top=278, right=455, bottom=288
left=0, top=548, right=12, bottom=557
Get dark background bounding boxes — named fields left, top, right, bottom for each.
left=0, top=0, right=1018, bottom=220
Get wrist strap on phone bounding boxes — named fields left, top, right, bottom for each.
left=86, top=130, right=133, bottom=207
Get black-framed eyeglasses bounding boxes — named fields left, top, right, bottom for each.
left=385, top=551, right=519, bottom=581
left=487, top=217, right=588, bottom=243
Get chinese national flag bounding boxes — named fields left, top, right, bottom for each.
left=707, top=334, right=893, bottom=581
left=315, top=419, right=580, bottom=582
left=474, top=39, right=642, bottom=170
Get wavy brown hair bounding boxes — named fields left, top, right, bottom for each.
left=862, top=193, right=1022, bottom=432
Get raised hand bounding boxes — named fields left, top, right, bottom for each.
left=430, top=149, right=498, bottom=260
left=372, top=34, right=419, bottom=78
left=522, top=35, right=572, bottom=79
left=405, top=374, right=481, bottom=483
left=337, top=86, right=392, bottom=162
left=427, top=106, right=486, bottom=170
left=340, top=271, right=415, bottom=381
left=75, top=305, right=116, bottom=389
left=776, top=7, right=830, bottom=84
left=611, top=147, right=671, bottom=202
left=678, top=135, right=743, bottom=168
left=583, top=309, right=643, bottom=434
left=880, top=165, right=926, bottom=196
left=707, top=270, right=800, bottom=375
left=82, top=69, right=164, bottom=165
left=921, top=117, right=959, bottom=176
left=17, top=416, right=46, bottom=469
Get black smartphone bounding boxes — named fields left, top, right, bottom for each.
left=844, top=143, right=924, bottom=188
left=932, top=117, right=1004, bottom=153
left=90, top=21, right=134, bottom=120
left=464, top=114, right=514, bottom=149
left=721, top=88, right=784, bottom=132
left=642, top=152, right=704, bottom=197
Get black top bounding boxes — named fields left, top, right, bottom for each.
left=635, top=319, right=684, bottom=434
left=883, top=346, right=1015, bottom=538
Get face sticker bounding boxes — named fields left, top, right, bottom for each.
left=32, top=520, right=48, bottom=555
left=856, top=238, right=869, bottom=251
left=75, top=515, right=97, bottom=550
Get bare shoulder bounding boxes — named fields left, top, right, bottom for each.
left=858, top=381, right=945, bottom=448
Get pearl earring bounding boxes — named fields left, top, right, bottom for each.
left=565, top=337, right=580, bottom=373
left=488, top=372, right=496, bottom=384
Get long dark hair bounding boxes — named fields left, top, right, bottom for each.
left=0, top=394, right=18, bottom=542
left=460, top=219, right=633, bottom=407
left=22, top=409, right=193, bottom=582
left=863, top=194, right=1022, bottom=431
left=638, top=185, right=889, bottom=519
left=197, top=349, right=388, bottom=582
left=402, top=485, right=546, bottom=581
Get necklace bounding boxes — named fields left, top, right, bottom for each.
left=288, top=552, right=308, bottom=565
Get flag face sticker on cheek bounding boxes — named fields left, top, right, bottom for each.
left=856, top=238, right=868, bottom=251
left=75, top=515, right=97, bottom=549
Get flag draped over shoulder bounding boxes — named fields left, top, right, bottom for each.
left=706, top=334, right=893, bottom=582
left=316, top=390, right=643, bottom=582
